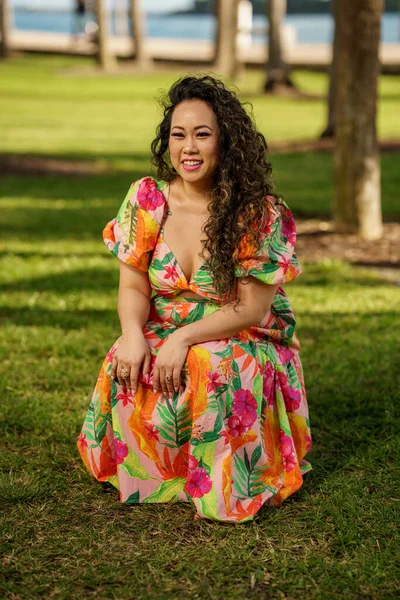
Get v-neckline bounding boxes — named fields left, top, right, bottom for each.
left=158, top=180, right=208, bottom=285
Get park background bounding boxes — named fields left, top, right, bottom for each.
left=0, top=1, right=399, bottom=599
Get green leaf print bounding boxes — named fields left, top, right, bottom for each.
left=192, top=442, right=220, bottom=520
left=143, top=478, right=186, bottom=503
left=94, top=413, right=110, bottom=446
left=157, top=396, right=192, bottom=449
left=124, top=491, right=140, bottom=504
left=172, top=302, right=205, bottom=325
left=151, top=253, right=174, bottom=271
left=214, top=346, right=232, bottom=359
left=110, top=379, right=119, bottom=409
left=127, top=204, right=139, bottom=250
left=120, top=448, right=151, bottom=480
left=233, top=445, right=271, bottom=500
left=286, top=360, right=301, bottom=390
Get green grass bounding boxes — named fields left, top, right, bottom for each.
left=0, top=55, right=399, bottom=599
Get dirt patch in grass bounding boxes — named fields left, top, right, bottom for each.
left=297, top=219, right=400, bottom=283
left=0, top=155, right=108, bottom=176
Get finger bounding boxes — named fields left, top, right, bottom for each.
left=159, top=367, right=169, bottom=399
left=172, top=367, right=181, bottom=393
left=165, top=371, right=174, bottom=398
left=111, top=356, right=118, bottom=380
left=153, top=366, right=160, bottom=395
left=142, top=353, right=151, bottom=380
left=130, top=363, right=140, bottom=394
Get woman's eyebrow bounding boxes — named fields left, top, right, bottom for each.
left=171, top=125, right=213, bottom=131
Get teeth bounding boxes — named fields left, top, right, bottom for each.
left=183, top=160, right=202, bottom=165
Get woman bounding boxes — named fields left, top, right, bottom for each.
left=77, top=75, right=312, bottom=523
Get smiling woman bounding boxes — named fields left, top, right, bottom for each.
left=77, top=75, right=312, bottom=523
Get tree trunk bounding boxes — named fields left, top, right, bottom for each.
left=264, top=0, right=294, bottom=92
left=0, top=0, right=10, bottom=59
left=333, top=0, right=383, bottom=240
left=114, top=0, right=129, bottom=37
left=95, top=0, right=116, bottom=70
left=214, top=0, right=240, bottom=79
left=320, top=0, right=338, bottom=138
left=129, top=0, right=152, bottom=68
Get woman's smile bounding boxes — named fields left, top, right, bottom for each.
left=181, top=159, right=203, bottom=171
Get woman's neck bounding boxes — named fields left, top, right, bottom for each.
left=178, top=177, right=213, bottom=207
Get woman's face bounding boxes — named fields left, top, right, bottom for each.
left=169, top=99, right=220, bottom=187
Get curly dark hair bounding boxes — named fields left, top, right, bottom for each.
left=150, top=74, right=277, bottom=299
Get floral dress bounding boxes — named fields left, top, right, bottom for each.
left=77, top=176, right=312, bottom=523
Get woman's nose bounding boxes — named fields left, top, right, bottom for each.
left=183, top=137, right=198, bottom=153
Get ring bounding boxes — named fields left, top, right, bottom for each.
left=121, top=368, right=130, bottom=378
left=166, top=374, right=172, bottom=381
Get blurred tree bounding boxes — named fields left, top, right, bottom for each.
left=333, top=0, right=383, bottom=239
left=129, top=0, right=152, bottom=68
left=264, top=0, right=295, bottom=92
left=214, top=0, right=240, bottom=78
left=0, top=0, right=10, bottom=59
left=95, top=0, right=116, bottom=69
left=320, top=0, right=338, bottom=138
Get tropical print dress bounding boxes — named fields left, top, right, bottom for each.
left=77, top=176, right=312, bottom=523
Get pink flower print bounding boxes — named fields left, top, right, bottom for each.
left=164, top=264, right=179, bottom=282
left=188, top=455, right=199, bottom=470
left=107, top=348, right=116, bottom=363
left=305, top=435, right=312, bottom=453
left=281, top=208, right=296, bottom=244
left=184, top=467, right=212, bottom=498
left=116, top=389, right=133, bottom=407
left=276, top=346, right=294, bottom=365
left=277, top=254, right=291, bottom=274
left=137, top=178, right=165, bottom=211
left=114, top=438, right=129, bottom=465
left=78, top=432, right=88, bottom=448
left=206, top=371, right=222, bottom=394
left=231, top=389, right=258, bottom=426
left=278, top=371, right=301, bottom=412
left=227, top=415, right=250, bottom=438
left=280, top=429, right=297, bottom=472
left=144, top=423, right=160, bottom=442
left=263, top=361, right=275, bottom=406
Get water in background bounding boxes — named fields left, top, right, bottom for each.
left=12, top=10, right=400, bottom=44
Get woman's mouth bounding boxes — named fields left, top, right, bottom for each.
left=181, top=159, right=203, bottom=171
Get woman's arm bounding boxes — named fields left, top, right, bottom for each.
left=111, top=261, right=152, bottom=392
left=153, top=277, right=279, bottom=398
left=175, top=278, right=279, bottom=345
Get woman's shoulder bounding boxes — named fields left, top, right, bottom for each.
left=126, top=175, right=168, bottom=211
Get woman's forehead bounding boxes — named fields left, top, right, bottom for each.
left=171, top=99, right=217, bottom=128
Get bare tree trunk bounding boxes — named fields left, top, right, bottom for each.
left=114, top=0, right=129, bottom=37
left=264, top=0, right=294, bottom=92
left=0, top=0, right=10, bottom=59
left=214, top=0, right=240, bottom=79
left=320, top=0, right=338, bottom=138
left=95, top=0, right=116, bottom=70
left=129, top=0, right=152, bottom=68
left=333, top=0, right=383, bottom=240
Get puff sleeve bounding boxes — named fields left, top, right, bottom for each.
left=234, top=195, right=302, bottom=285
left=102, top=176, right=166, bottom=272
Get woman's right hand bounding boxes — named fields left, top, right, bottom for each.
left=111, top=331, right=151, bottom=394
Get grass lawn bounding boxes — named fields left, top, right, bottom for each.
left=0, top=56, right=399, bottom=599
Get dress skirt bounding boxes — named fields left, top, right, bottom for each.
left=77, top=293, right=312, bottom=523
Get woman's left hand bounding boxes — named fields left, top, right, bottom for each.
left=153, top=331, right=189, bottom=399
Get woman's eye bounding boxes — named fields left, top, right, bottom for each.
left=171, top=133, right=184, bottom=138
left=197, top=132, right=210, bottom=138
